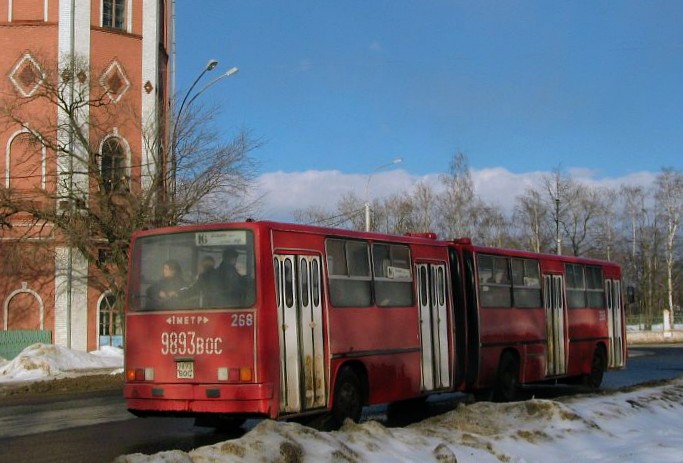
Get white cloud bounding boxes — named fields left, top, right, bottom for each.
left=255, top=169, right=414, bottom=220
left=471, top=167, right=544, bottom=210
left=254, top=168, right=657, bottom=223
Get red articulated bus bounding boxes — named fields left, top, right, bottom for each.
left=124, top=221, right=626, bottom=427
left=450, top=238, right=626, bottom=401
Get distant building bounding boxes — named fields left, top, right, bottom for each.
left=0, top=0, right=172, bottom=351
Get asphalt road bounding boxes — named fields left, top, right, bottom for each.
left=1, top=344, right=681, bottom=463
left=603, top=343, right=683, bottom=389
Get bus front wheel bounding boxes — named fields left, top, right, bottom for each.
left=331, top=366, right=363, bottom=427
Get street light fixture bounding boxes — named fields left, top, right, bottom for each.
left=169, top=59, right=220, bottom=202
left=175, top=59, right=218, bottom=130
left=365, top=157, right=403, bottom=232
left=186, top=67, right=239, bottom=108
left=168, top=60, right=238, bottom=210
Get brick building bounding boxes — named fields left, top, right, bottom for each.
left=0, top=0, right=171, bottom=352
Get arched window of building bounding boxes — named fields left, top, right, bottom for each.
left=98, top=292, right=122, bottom=347
left=102, top=0, right=126, bottom=30
left=8, top=131, right=44, bottom=192
left=4, top=283, right=44, bottom=331
left=101, top=137, right=128, bottom=193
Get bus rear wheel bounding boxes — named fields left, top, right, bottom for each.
left=331, top=366, right=363, bottom=428
left=584, top=346, right=606, bottom=389
left=492, top=352, right=520, bottom=402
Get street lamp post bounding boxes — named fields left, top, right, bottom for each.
left=169, top=59, right=239, bottom=206
left=365, top=158, right=403, bottom=232
left=555, top=197, right=561, bottom=255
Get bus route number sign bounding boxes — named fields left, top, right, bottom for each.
left=176, top=361, right=194, bottom=379
left=195, top=230, right=247, bottom=246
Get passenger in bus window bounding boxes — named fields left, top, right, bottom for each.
left=179, top=256, right=221, bottom=307
left=217, top=248, right=246, bottom=305
left=146, top=260, right=185, bottom=308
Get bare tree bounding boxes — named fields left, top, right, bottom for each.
left=564, top=182, right=603, bottom=257
left=619, top=185, right=655, bottom=322
left=334, top=193, right=366, bottom=230
left=371, top=193, right=418, bottom=235
left=157, top=102, right=261, bottom=225
left=593, top=187, right=618, bottom=260
left=436, top=152, right=477, bottom=239
left=294, top=185, right=431, bottom=236
left=621, top=185, right=647, bottom=269
left=411, top=181, right=437, bottom=234
left=0, top=53, right=260, bottom=314
left=514, top=187, right=550, bottom=253
left=542, top=168, right=572, bottom=255
left=292, top=205, right=338, bottom=227
left=473, top=203, right=510, bottom=247
left=654, top=168, right=683, bottom=326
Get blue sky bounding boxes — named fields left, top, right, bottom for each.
left=174, top=2, right=681, bottom=219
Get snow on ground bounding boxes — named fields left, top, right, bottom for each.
left=2, top=344, right=682, bottom=462
left=114, top=378, right=683, bottom=463
left=0, top=343, right=123, bottom=383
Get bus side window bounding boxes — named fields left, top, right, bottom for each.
left=372, top=243, right=413, bottom=307
left=585, top=266, right=605, bottom=308
left=511, top=258, right=542, bottom=308
left=566, top=263, right=586, bottom=308
left=477, top=255, right=511, bottom=308
left=326, top=239, right=371, bottom=307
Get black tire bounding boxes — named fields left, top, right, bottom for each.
left=584, top=346, right=606, bottom=389
left=331, top=366, right=363, bottom=427
left=492, top=352, right=520, bottom=402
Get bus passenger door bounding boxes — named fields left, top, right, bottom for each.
left=274, top=254, right=326, bottom=413
left=544, top=274, right=567, bottom=376
left=606, top=280, right=625, bottom=368
left=416, top=263, right=451, bottom=391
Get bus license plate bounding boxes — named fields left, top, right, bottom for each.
left=176, top=361, right=194, bottom=379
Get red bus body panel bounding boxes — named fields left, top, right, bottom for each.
left=460, top=244, right=624, bottom=391
left=269, top=226, right=451, bottom=407
left=123, top=310, right=276, bottom=416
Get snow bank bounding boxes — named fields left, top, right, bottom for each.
left=0, top=343, right=123, bottom=382
left=114, top=378, right=683, bottom=463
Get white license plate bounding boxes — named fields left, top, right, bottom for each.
left=176, top=361, right=194, bottom=379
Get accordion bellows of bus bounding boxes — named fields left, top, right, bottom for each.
left=124, top=221, right=626, bottom=428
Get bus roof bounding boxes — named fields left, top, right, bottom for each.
left=131, top=220, right=620, bottom=268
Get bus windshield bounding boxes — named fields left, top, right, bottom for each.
left=128, top=229, right=255, bottom=311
